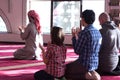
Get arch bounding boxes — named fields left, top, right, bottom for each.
left=0, top=8, right=11, bottom=33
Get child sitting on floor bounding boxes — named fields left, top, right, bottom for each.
left=34, top=26, right=67, bottom=80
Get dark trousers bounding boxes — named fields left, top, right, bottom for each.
left=113, top=55, right=120, bottom=71
left=34, top=70, right=54, bottom=80
left=96, top=55, right=120, bottom=76
left=117, top=55, right=120, bottom=66
left=34, top=70, right=64, bottom=80
left=65, top=59, right=87, bottom=80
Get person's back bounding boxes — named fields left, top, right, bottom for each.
left=97, top=12, right=120, bottom=74
left=45, top=44, right=66, bottom=78
left=13, top=10, right=43, bottom=60
left=22, top=22, right=37, bottom=48
left=78, top=25, right=102, bottom=70
left=99, top=21, right=120, bottom=53
left=34, top=26, right=67, bottom=80
left=65, top=9, right=101, bottom=80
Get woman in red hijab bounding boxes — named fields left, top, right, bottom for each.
left=13, top=10, right=43, bottom=60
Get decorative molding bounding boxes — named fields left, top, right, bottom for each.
left=8, top=0, right=11, bottom=13
left=109, top=9, right=119, bottom=17
left=109, top=0, right=119, bottom=6
left=108, top=0, right=120, bottom=27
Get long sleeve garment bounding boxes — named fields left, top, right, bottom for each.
left=98, top=21, right=120, bottom=72
left=72, top=24, right=102, bottom=71
left=45, top=44, right=67, bottom=77
left=14, top=22, right=43, bottom=60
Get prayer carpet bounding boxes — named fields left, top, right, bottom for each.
left=0, top=43, right=120, bottom=80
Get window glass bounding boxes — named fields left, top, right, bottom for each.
left=0, top=16, right=7, bottom=32
left=30, top=1, right=51, bottom=34
left=53, top=1, right=80, bottom=34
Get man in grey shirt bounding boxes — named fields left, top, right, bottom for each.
left=97, top=12, right=120, bottom=75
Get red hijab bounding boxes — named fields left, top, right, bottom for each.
left=28, top=10, right=41, bottom=33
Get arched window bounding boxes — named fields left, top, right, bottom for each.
left=0, top=16, right=7, bottom=32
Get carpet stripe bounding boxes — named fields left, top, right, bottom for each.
left=0, top=56, right=13, bottom=59
left=0, top=49, right=16, bottom=52
left=0, top=58, right=77, bottom=70
left=0, top=62, right=44, bottom=70
left=0, top=45, right=24, bottom=47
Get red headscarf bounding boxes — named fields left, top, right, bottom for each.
left=28, top=10, right=41, bottom=33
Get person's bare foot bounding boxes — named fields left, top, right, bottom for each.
left=85, top=71, right=101, bottom=80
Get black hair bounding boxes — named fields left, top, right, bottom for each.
left=81, top=9, right=95, bottom=24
